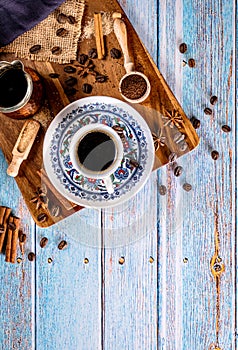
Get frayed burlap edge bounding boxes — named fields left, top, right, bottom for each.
left=0, top=0, right=85, bottom=64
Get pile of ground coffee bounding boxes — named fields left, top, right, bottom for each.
left=120, top=73, right=147, bottom=100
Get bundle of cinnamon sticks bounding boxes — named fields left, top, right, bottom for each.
left=0, top=206, right=21, bottom=263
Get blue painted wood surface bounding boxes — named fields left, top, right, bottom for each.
left=0, top=0, right=236, bottom=349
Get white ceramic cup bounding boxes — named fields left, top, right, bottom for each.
left=69, top=124, right=124, bottom=194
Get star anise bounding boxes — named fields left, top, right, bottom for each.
left=162, top=110, right=184, bottom=129
left=77, top=59, right=96, bottom=78
left=152, top=130, right=166, bottom=151
left=30, top=186, right=48, bottom=210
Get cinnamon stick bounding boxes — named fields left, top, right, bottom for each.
left=37, top=168, right=77, bottom=210
left=0, top=206, right=11, bottom=253
left=5, top=216, right=14, bottom=262
left=10, top=217, right=21, bottom=263
left=94, top=13, right=105, bottom=59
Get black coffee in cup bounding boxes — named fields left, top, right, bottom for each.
left=0, top=68, right=28, bottom=108
left=77, top=131, right=116, bottom=172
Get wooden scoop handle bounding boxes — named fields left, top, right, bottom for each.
left=7, top=156, right=24, bottom=177
left=113, top=19, right=134, bottom=73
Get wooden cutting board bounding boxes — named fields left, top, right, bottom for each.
left=0, top=0, right=199, bottom=227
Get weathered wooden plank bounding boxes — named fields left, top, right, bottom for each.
left=35, top=210, right=102, bottom=350
left=102, top=1, right=159, bottom=348
left=157, top=0, right=235, bottom=349
left=0, top=150, right=35, bottom=350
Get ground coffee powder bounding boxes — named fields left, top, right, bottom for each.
left=120, top=74, right=147, bottom=100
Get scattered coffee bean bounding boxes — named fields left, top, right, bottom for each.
left=88, top=48, right=98, bottom=59
left=119, top=256, right=125, bottom=265
left=64, top=65, right=76, bottom=73
left=95, top=74, right=108, bottom=83
left=204, top=107, right=212, bottom=115
left=48, top=257, right=53, bottom=264
left=110, top=48, right=122, bottom=59
left=182, top=183, right=192, bottom=192
left=8, top=222, right=16, bottom=231
left=158, top=185, right=167, bottom=196
left=211, top=150, right=219, bottom=160
left=65, top=87, right=77, bottom=96
left=221, top=124, right=231, bottom=133
left=149, top=256, right=154, bottom=263
left=179, top=43, right=187, bottom=53
left=58, top=240, right=68, bottom=250
left=190, top=116, right=201, bottom=129
left=28, top=252, right=35, bottom=261
left=56, top=28, right=69, bottom=37
left=168, top=152, right=177, bottom=163
left=51, top=46, right=62, bottom=55
left=78, top=53, right=88, bottom=65
left=182, top=60, right=187, bottom=66
left=84, top=257, right=89, bottom=264
left=210, top=95, right=218, bottom=105
left=65, top=76, right=78, bottom=87
left=56, top=13, right=68, bottom=24
left=174, top=165, right=183, bottom=177
left=49, top=73, right=60, bottom=78
left=17, top=257, right=22, bottom=264
left=82, top=83, right=92, bottom=94
left=188, top=58, right=196, bottom=68
left=67, top=15, right=76, bottom=24
left=40, top=237, right=48, bottom=248
left=29, top=44, right=41, bottom=54
left=19, top=232, right=26, bottom=243
left=51, top=205, right=61, bottom=217
left=37, top=213, right=48, bottom=223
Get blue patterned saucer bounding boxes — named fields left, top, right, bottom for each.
left=43, top=96, right=154, bottom=208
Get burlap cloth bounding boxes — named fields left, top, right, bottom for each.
left=0, top=0, right=85, bottom=64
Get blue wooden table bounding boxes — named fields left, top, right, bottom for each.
left=0, top=0, right=236, bottom=349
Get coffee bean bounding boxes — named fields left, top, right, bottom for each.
left=56, top=13, right=67, bottom=24
left=28, top=252, right=35, bottom=261
left=190, top=117, right=201, bottom=129
left=211, top=150, right=219, bottom=160
left=51, top=205, right=61, bottom=217
left=65, top=76, right=77, bottom=87
left=110, top=48, right=122, bottom=59
left=49, top=73, right=60, bottom=78
left=188, top=58, right=196, bottom=68
left=8, top=222, right=16, bottom=231
left=183, top=183, right=192, bottom=192
left=65, top=87, right=77, bottom=96
left=88, top=48, right=98, bottom=59
left=56, top=28, right=69, bottom=37
left=67, top=15, right=76, bottom=24
left=19, top=232, right=26, bottom=243
left=29, top=44, right=41, bottom=54
left=58, top=240, right=68, bottom=250
left=168, top=152, right=177, bottom=163
left=158, top=185, right=167, bottom=196
left=95, top=74, right=108, bottom=83
left=221, top=124, right=231, bottom=133
left=204, top=107, right=212, bottom=115
left=40, top=237, right=48, bottom=248
left=64, top=65, right=76, bottom=73
left=174, top=165, right=183, bottom=177
left=78, top=54, right=88, bottom=65
left=51, top=46, right=62, bottom=55
left=37, top=213, right=48, bottom=223
left=179, top=43, right=187, bottom=53
left=82, top=83, right=92, bottom=94
left=210, top=95, right=218, bottom=105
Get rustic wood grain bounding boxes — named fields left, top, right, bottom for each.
left=0, top=150, right=35, bottom=349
